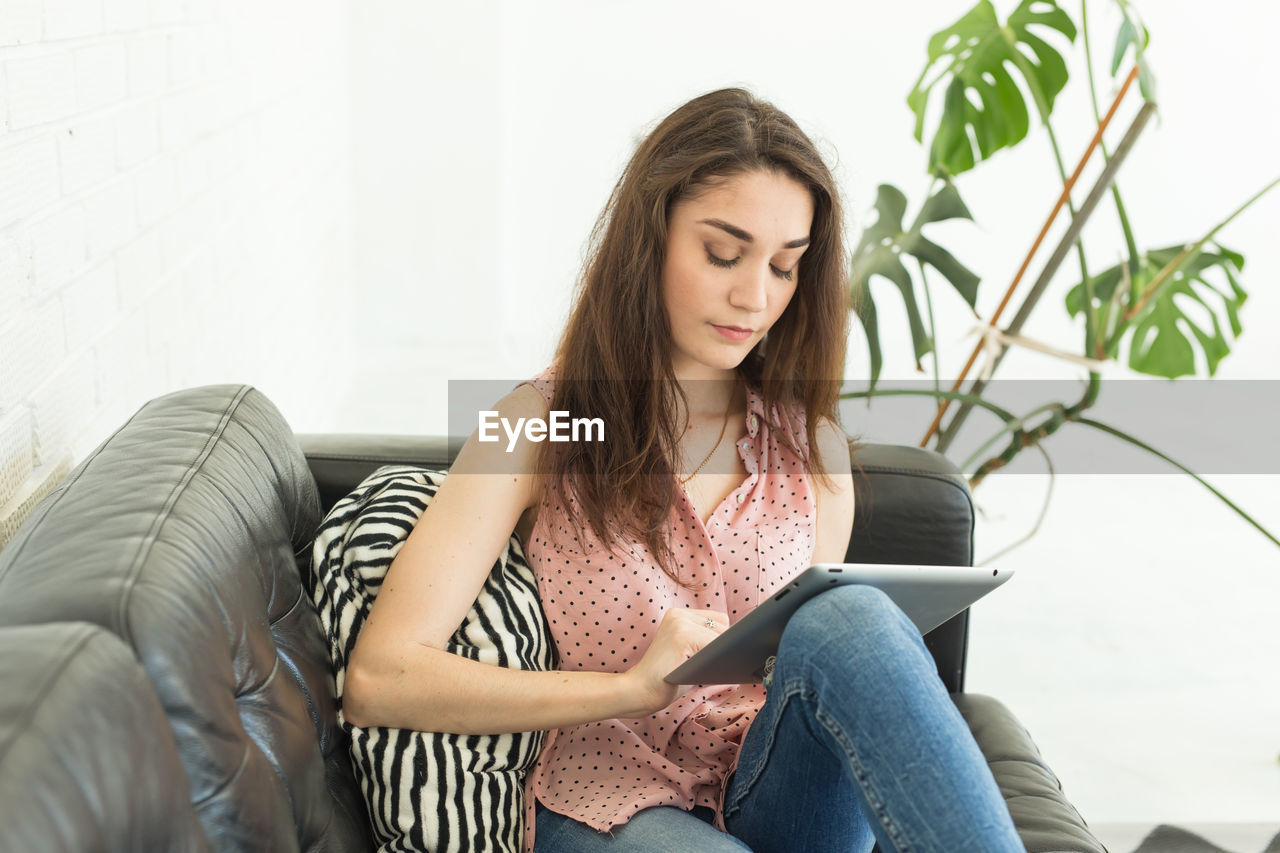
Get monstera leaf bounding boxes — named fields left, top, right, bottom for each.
left=908, top=0, right=1077, bottom=177
left=1065, top=243, right=1247, bottom=377
left=851, top=182, right=981, bottom=387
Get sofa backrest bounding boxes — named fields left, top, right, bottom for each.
left=297, top=432, right=977, bottom=692
left=0, top=385, right=370, bottom=852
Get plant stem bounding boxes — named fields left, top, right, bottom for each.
left=977, top=442, right=1057, bottom=564
left=1082, top=0, right=1142, bottom=356
left=968, top=372, right=1101, bottom=488
left=917, top=261, right=942, bottom=394
left=1076, top=417, right=1280, bottom=548
left=960, top=401, right=1069, bottom=472
left=1100, top=261, right=1131, bottom=357
left=1044, top=121, right=1097, bottom=359
left=915, top=176, right=944, bottom=394
left=840, top=387, right=1020, bottom=425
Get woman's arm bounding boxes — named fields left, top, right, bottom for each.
left=341, top=383, right=722, bottom=734
left=811, top=416, right=856, bottom=564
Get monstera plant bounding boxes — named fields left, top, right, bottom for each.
left=847, top=0, right=1279, bottom=552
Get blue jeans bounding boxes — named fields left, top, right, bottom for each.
left=535, top=585, right=1024, bottom=852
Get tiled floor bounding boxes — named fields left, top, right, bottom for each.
left=333, top=363, right=1280, bottom=849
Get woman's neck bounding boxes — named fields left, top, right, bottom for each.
left=673, top=370, right=742, bottom=425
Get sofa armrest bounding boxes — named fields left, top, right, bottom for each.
left=0, top=623, right=208, bottom=852
left=0, top=385, right=371, bottom=853
left=954, top=694, right=1107, bottom=853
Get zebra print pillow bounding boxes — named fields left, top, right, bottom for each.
left=308, top=465, right=555, bottom=853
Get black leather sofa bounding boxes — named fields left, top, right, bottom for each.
left=0, top=384, right=1106, bottom=852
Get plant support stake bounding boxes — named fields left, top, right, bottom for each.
left=920, top=64, right=1143, bottom=448
left=935, top=98, right=1159, bottom=455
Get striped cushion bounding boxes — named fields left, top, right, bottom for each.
left=308, top=466, right=554, bottom=852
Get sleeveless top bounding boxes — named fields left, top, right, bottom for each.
left=515, top=365, right=817, bottom=852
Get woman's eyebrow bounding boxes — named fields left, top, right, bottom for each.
left=698, top=218, right=810, bottom=249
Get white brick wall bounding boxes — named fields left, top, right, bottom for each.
left=0, top=0, right=355, bottom=546
left=0, top=133, right=60, bottom=224
left=73, top=41, right=129, bottom=112
left=0, top=2, right=44, bottom=49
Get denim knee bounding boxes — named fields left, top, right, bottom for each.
left=775, top=585, right=922, bottom=679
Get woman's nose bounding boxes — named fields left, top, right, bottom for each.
left=729, top=264, right=769, bottom=313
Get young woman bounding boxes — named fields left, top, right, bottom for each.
left=342, top=88, right=1022, bottom=853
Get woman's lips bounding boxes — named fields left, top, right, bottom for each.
left=712, top=324, right=753, bottom=342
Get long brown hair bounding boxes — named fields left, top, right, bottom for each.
left=539, top=87, right=850, bottom=586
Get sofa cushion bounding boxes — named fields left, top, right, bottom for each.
left=309, top=465, right=555, bottom=853
left=0, top=384, right=371, bottom=852
left=0, top=622, right=208, bottom=852
left=954, top=693, right=1107, bottom=853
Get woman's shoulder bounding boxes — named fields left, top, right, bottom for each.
left=502, top=381, right=552, bottom=421
left=812, top=414, right=852, bottom=473
left=516, top=363, right=559, bottom=408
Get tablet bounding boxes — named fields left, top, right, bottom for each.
left=664, top=562, right=1014, bottom=686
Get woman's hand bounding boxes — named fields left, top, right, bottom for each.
left=616, top=608, right=729, bottom=717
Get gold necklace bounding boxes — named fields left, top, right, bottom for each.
left=678, top=392, right=734, bottom=485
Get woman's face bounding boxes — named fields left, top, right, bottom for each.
left=661, top=169, right=814, bottom=380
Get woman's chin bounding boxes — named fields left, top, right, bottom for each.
left=692, top=350, right=750, bottom=374
left=670, top=337, right=760, bottom=377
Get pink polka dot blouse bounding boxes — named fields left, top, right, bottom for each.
left=516, top=365, right=817, bottom=852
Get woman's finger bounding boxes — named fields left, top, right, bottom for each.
left=684, top=608, right=730, bottom=629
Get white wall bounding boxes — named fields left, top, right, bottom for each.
left=344, top=0, right=1280, bottom=827
left=343, top=0, right=1279, bottom=430
left=0, top=0, right=355, bottom=544
left=347, top=2, right=501, bottom=356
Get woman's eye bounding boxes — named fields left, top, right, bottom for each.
left=706, top=251, right=738, bottom=269
left=705, top=250, right=795, bottom=282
